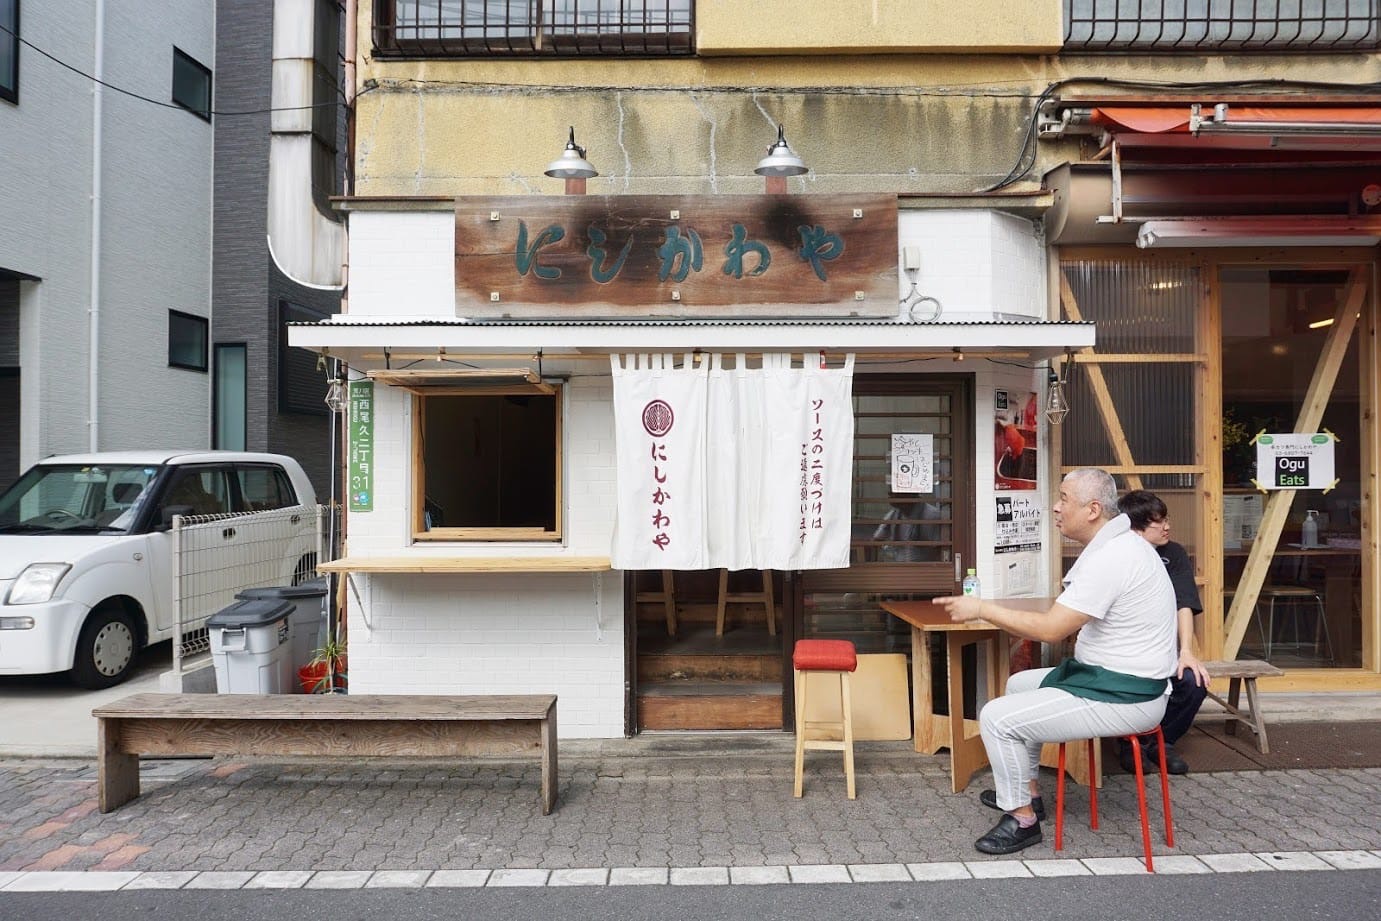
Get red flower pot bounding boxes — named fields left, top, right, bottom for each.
left=298, top=658, right=347, bottom=694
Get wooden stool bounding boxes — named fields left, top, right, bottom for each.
left=1055, top=726, right=1175, bottom=872
left=634, top=570, right=677, bottom=636
left=1199, top=659, right=1285, bottom=753
left=716, top=569, right=776, bottom=637
left=792, top=639, right=858, bottom=799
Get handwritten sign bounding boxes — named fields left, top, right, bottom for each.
left=890, top=433, right=934, bottom=494
left=455, top=194, right=897, bottom=318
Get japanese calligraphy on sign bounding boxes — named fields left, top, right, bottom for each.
left=455, top=194, right=898, bottom=318
left=799, top=398, right=828, bottom=546
left=348, top=380, right=374, bottom=512
left=644, top=399, right=676, bottom=553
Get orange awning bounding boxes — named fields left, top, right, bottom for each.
left=1092, top=105, right=1381, bottom=134
left=1087, top=105, right=1381, bottom=152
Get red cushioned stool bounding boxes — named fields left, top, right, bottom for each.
left=792, top=639, right=858, bottom=799
left=1055, top=725, right=1176, bottom=872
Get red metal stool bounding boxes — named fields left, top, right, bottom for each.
left=1055, top=725, right=1175, bottom=872
left=792, top=639, right=858, bottom=799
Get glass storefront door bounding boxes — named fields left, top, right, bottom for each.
left=1059, top=251, right=1375, bottom=678
left=1220, top=267, right=1368, bottom=669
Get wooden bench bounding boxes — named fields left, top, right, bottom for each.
left=1199, top=660, right=1284, bottom=754
left=92, top=692, right=558, bottom=815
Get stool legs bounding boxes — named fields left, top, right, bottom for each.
left=1055, top=727, right=1173, bottom=872
left=792, top=668, right=855, bottom=800
left=716, top=569, right=776, bottom=637
left=793, top=669, right=807, bottom=798
left=841, top=671, right=856, bottom=799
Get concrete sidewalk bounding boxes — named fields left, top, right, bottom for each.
left=1, top=731, right=1380, bottom=890
left=2, top=659, right=1379, bottom=891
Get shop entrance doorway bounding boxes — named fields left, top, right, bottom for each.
left=629, top=375, right=973, bottom=732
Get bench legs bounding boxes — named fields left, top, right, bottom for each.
left=98, top=719, right=141, bottom=814
left=539, top=712, right=558, bottom=816
left=1205, top=677, right=1271, bottom=755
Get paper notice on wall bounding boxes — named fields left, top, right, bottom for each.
left=996, top=552, right=1039, bottom=597
left=1254, top=432, right=1338, bottom=491
left=890, top=433, right=934, bottom=494
left=995, top=494, right=1042, bottom=553
left=1222, top=493, right=1263, bottom=549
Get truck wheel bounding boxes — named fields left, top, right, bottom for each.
left=71, top=607, right=138, bottom=689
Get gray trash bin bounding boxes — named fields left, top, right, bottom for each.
left=236, top=578, right=328, bottom=675
left=206, top=599, right=295, bottom=694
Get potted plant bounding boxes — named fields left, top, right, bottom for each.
left=299, top=636, right=347, bottom=694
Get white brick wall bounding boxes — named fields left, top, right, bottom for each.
left=897, top=210, right=1044, bottom=320
left=346, top=571, right=626, bottom=738
left=342, top=370, right=625, bottom=738
left=347, top=211, right=456, bottom=317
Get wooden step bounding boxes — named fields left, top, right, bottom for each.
left=637, top=680, right=782, bottom=730
left=638, top=653, right=782, bottom=683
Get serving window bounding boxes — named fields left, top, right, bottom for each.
left=412, top=386, right=563, bottom=542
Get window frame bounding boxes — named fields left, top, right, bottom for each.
left=213, top=342, right=247, bottom=449
left=171, top=46, right=212, bottom=121
left=233, top=463, right=301, bottom=512
left=168, top=310, right=209, bottom=372
left=373, top=0, right=695, bottom=58
left=410, top=383, right=564, bottom=543
left=0, top=0, right=17, bottom=104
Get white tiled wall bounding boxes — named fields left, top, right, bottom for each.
left=342, top=373, right=626, bottom=738
left=347, top=211, right=456, bottom=317
left=897, top=210, right=1044, bottom=320
left=347, top=571, right=626, bottom=738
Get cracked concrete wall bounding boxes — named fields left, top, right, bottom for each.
left=352, top=1, right=1378, bottom=198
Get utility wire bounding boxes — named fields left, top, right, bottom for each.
left=0, top=23, right=359, bottom=116
left=981, top=75, right=1381, bottom=192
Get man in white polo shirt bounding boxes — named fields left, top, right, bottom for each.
left=935, top=467, right=1177, bottom=855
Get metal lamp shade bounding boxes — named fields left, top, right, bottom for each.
left=544, top=127, right=598, bottom=180
left=754, top=125, right=808, bottom=177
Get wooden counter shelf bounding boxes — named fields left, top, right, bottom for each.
left=318, top=556, right=612, bottom=574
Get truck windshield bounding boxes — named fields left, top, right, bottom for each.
left=0, top=464, right=162, bottom=533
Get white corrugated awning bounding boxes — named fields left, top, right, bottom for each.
left=290, top=317, right=1094, bottom=363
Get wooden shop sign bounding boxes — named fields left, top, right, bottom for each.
left=454, top=194, right=897, bottom=318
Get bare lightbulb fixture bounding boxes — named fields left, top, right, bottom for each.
left=1044, top=366, right=1069, bottom=425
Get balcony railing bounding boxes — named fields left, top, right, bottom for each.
left=374, top=1, right=695, bottom=57
left=1065, top=0, right=1379, bottom=51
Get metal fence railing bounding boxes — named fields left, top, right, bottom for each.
left=1065, top=0, right=1380, bottom=52
left=168, top=504, right=337, bottom=675
left=374, top=0, right=695, bottom=56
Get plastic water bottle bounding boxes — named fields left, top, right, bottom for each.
left=962, top=568, right=981, bottom=598
left=1302, top=510, right=1320, bottom=548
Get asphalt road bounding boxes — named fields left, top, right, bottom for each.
left=1, top=870, right=1377, bottom=921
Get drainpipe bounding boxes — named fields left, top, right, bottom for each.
left=87, top=0, right=106, bottom=451
left=267, top=0, right=344, bottom=289
left=342, top=0, right=356, bottom=310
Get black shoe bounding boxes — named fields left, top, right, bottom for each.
left=975, top=814, right=1043, bottom=855
left=1115, top=740, right=1137, bottom=773
left=979, top=789, right=1046, bottom=821
left=1155, top=743, right=1189, bottom=775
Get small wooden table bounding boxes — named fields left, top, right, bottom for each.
left=881, top=598, right=1052, bottom=793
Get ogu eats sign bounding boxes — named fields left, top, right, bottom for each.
left=454, top=194, right=897, bottom=318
